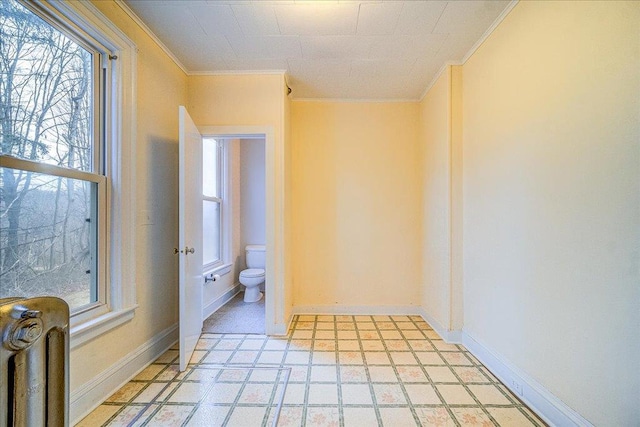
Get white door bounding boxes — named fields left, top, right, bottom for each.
left=178, top=106, right=204, bottom=371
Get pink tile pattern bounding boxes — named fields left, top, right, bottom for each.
left=79, top=315, right=546, bottom=426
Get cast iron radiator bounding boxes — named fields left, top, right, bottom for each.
left=0, top=297, right=69, bottom=426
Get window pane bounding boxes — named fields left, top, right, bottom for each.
left=203, top=139, right=219, bottom=198
left=202, top=200, right=220, bottom=265
left=0, top=167, right=97, bottom=311
left=0, top=0, right=94, bottom=172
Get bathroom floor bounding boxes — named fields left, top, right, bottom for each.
left=202, top=292, right=265, bottom=334
left=78, top=315, right=545, bottom=426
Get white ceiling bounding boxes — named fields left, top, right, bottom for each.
left=123, top=0, right=512, bottom=100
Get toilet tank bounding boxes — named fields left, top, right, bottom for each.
left=245, top=245, right=266, bottom=269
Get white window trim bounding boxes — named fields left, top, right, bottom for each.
left=38, top=0, right=138, bottom=349
left=202, top=138, right=233, bottom=279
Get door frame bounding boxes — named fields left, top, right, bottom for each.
left=198, top=125, right=284, bottom=335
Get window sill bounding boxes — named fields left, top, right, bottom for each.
left=204, top=263, right=232, bottom=278
left=70, top=305, right=138, bottom=349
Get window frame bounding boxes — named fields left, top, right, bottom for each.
left=12, top=0, right=139, bottom=348
left=202, top=138, right=224, bottom=272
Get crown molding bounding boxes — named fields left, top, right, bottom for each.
left=292, top=98, right=419, bottom=103
left=419, top=0, right=519, bottom=103
left=460, top=0, right=519, bottom=65
left=189, top=70, right=287, bottom=76
left=113, top=0, right=188, bottom=75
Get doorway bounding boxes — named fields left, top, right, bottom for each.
left=201, top=136, right=266, bottom=334
left=196, top=126, right=282, bottom=337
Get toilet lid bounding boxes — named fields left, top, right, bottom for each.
left=240, top=268, right=265, bottom=278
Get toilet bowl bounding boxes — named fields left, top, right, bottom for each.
left=239, top=245, right=265, bottom=303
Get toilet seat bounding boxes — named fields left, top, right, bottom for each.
left=240, top=268, right=265, bottom=278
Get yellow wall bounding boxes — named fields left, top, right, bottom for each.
left=291, top=101, right=421, bottom=309
left=461, top=1, right=639, bottom=424
left=74, top=0, right=188, bottom=417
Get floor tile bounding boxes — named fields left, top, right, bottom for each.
left=365, top=351, right=392, bottom=365
left=404, top=384, right=442, bottom=405
left=311, top=365, right=338, bottom=382
left=340, top=365, right=368, bottom=382
left=379, top=407, right=417, bottom=426
left=450, top=407, right=495, bottom=426
left=442, top=351, right=474, bottom=366
left=238, top=383, right=275, bottom=404
left=396, top=366, right=428, bottom=383
left=314, top=340, right=337, bottom=351
left=415, top=407, right=456, bottom=426
left=283, top=383, right=306, bottom=404
left=76, top=405, right=121, bottom=427
left=368, top=366, right=398, bottom=382
left=453, top=366, right=490, bottom=383
left=185, top=404, right=229, bottom=426
left=202, top=383, right=242, bottom=404
left=305, top=406, right=340, bottom=427
left=339, top=351, right=364, bottom=365
left=338, top=340, right=361, bottom=351
left=425, top=366, right=459, bottom=383
left=373, top=384, right=407, bottom=405
left=436, top=384, right=477, bottom=405
left=106, top=383, right=145, bottom=403
left=361, top=340, right=385, bottom=351
left=133, top=364, right=164, bottom=381
left=146, top=404, right=193, bottom=426
left=313, top=351, right=337, bottom=365
left=341, top=383, right=374, bottom=405
left=107, top=404, right=157, bottom=427
left=81, top=314, right=543, bottom=427
left=468, top=384, right=513, bottom=405
left=390, top=351, right=419, bottom=365
left=487, top=407, right=538, bottom=426
left=275, top=406, right=304, bottom=427
left=308, top=383, right=339, bottom=405
left=285, top=351, right=310, bottom=365
left=226, top=406, right=267, bottom=427
left=166, top=382, right=210, bottom=403
left=343, top=406, right=379, bottom=426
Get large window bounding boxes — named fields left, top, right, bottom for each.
left=0, top=0, right=136, bottom=339
left=202, top=138, right=222, bottom=270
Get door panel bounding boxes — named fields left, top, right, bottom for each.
left=178, top=106, right=203, bottom=371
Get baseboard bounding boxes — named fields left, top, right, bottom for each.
left=202, top=283, right=241, bottom=320
left=417, top=308, right=463, bottom=344
left=293, top=305, right=423, bottom=316
left=70, top=323, right=178, bottom=424
left=462, top=332, right=593, bottom=427
left=270, top=311, right=294, bottom=336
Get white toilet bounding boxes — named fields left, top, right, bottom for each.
left=239, top=245, right=265, bottom=303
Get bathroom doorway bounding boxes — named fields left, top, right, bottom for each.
left=199, top=132, right=269, bottom=335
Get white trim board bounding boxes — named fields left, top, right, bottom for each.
left=293, top=305, right=423, bottom=316
left=70, top=324, right=178, bottom=424
left=419, top=308, right=592, bottom=427
left=462, top=332, right=594, bottom=427
left=113, top=0, right=187, bottom=74
left=202, top=284, right=241, bottom=321
left=417, top=308, right=462, bottom=344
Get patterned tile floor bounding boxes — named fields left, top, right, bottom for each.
left=78, top=315, right=545, bottom=426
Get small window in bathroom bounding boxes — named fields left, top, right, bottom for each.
left=202, top=138, right=223, bottom=270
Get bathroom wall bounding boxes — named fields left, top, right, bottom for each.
left=240, top=138, right=266, bottom=259
left=291, top=101, right=422, bottom=310
left=460, top=1, right=640, bottom=424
